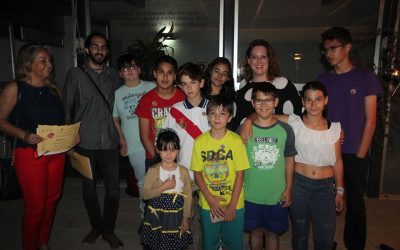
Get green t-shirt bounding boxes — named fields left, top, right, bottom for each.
left=244, top=121, right=297, bottom=205
left=191, top=130, right=250, bottom=210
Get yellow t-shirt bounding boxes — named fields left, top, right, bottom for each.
left=190, top=130, right=250, bottom=210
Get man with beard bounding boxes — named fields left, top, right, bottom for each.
left=63, top=32, right=123, bottom=249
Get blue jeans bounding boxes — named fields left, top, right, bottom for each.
left=127, top=150, right=146, bottom=215
left=290, top=173, right=336, bottom=250
left=199, top=208, right=244, bottom=250
left=343, top=154, right=368, bottom=250
left=77, top=147, right=120, bottom=234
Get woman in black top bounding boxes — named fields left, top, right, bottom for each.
left=230, top=39, right=302, bottom=131
left=0, top=43, right=74, bottom=250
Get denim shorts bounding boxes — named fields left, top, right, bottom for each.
left=244, top=201, right=288, bottom=234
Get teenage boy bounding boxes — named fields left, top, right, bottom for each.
left=244, top=84, right=296, bottom=250
left=318, top=27, right=382, bottom=250
left=163, top=62, right=210, bottom=250
left=135, top=55, right=185, bottom=169
left=191, top=96, right=250, bottom=250
left=113, top=54, right=155, bottom=215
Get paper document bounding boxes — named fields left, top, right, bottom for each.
left=69, top=152, right=93, bottom=179
left=36, top=123, right=80, bottom=156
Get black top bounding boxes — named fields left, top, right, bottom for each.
left=11, top=81, right=65, bottom=147
left=230, top=77, right=303, bottom=132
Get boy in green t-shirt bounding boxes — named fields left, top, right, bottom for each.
left=190, top=96, right=250, bottom=250
left=244, top=84, right=297, bottom=250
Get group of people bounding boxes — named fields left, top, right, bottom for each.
left=0, top=25, right=381, bottom=250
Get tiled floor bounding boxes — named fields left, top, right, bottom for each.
left=1, top=177, right=399, bottom=250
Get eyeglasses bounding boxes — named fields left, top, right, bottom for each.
left=89, top=44, right=108, bottom=51
left=121, top=65, right=139, bottom=72
left=253, top=98, right=275, bottom=106
left=321, top=44, right=344, bottom=55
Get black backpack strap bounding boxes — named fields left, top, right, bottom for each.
left=78, top=66, right=112, bottom=113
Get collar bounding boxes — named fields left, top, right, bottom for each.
left=183, top=97, right=208, bottom=109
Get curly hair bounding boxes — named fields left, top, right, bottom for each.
left=241, top=39, right=281, bottom=82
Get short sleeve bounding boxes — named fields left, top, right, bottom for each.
left=190, top=139, right=203, bottom=172
left=281, top=122, right=297, bottom=157
left=365, top=71, right=382, bottom=96
left=232, top=135, right=250, bottom=171
left=135, top=92, right=152, bottom=119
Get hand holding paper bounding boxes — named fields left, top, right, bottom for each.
left=36, top=122, right=80, bottom=156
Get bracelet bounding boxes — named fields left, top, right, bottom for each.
left=336, top=187, right=345, bottom=196
left=22, top=132, right=28, bottom=142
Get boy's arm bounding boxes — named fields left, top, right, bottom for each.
left=225, top=170, right=244, bottom=222
left=281, top=156, right=295, bottom=207
left=356, top=95, right=377, bottom=158
left=113, top=117, right=127, bottom=156
left=240, top=112, right=257, bottom=144
left=139, top=117, right=156, bottom=159
left=194, top=171, right=225, bottom=218
left=333, top=139, right=344, bottom=212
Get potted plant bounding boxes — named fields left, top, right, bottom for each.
left=125, top=23, right=175, bottom=80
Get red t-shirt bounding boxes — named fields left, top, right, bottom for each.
left=135, top=87, right=185, bottom=159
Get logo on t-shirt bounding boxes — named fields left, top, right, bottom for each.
left=252, top=137, right=280, bottom=170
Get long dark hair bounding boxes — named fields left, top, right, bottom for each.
left=203, top=57, right=235, bottom=101
left=301, top=81, right=328, bottom=118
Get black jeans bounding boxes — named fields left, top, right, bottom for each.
left=77, top=147, right=120, bottom=234
left=343, top=154, right=368, bottom=250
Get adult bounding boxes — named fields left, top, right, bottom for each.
left=63, top=32, right=123, bottom=248
left=0, top=43, right=66, bottom=250
left=113, top=53, right=155, bottom=215
left=318, top=27, right=382, bottom=250
left=230, top=39, right=302, bottom=131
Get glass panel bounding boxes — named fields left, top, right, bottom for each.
left=91, top=0, right=220, bottom=78
left=238, top=0, right=379, bottom=84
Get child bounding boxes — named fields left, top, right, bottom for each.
left=243, top=84, right=297, bottom=250
left=163, top=62, right=210, bottom=181
left=113, top=53, right=156, bottom=215
left=202, top=57, right=235, bottom=102
left=163, top=62, right=210, bottom=250
left=136, top=55, right=185, bottom=169
left=139, top=129, right=193, bottom=249
left=190, top=96, right=250, bottom=250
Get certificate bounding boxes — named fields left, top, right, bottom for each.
left=69, top=152, right=93, bottom=179
left=36, top=122, right=80, bottom=156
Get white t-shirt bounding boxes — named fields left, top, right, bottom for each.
left=288, top=114, right=341, bottom=167
left=159, top=166, right=183, bottom=193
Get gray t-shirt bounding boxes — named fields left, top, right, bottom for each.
left=63, top=64, right=122, bottom=150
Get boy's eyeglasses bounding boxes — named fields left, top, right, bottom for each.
left=121, top=65, right=139, bottom=72
left=321, top=44, right=344, bottom=55
left=253, top=98, right=275, bottom=106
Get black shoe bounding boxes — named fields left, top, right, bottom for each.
left=103, top=233, right=124, bottom=249
left=81, top=228, right=102, bottom=245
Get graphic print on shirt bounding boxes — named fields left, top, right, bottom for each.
left=152, top=106, right=171, bottom=140
left=251, top=136, right=280, bottom=170
left=122, top=91, right=146, bottom=120
left=201, top=144, right=233, bottom=203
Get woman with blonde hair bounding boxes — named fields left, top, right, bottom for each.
left=0, top=43, right=76, bottom=250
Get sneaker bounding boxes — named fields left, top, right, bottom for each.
left=103, top=233, right=124, bottom=249
left=81, top=228, right=102, bottom=245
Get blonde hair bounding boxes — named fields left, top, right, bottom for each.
left=15, top=43, right=60, bottom=96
